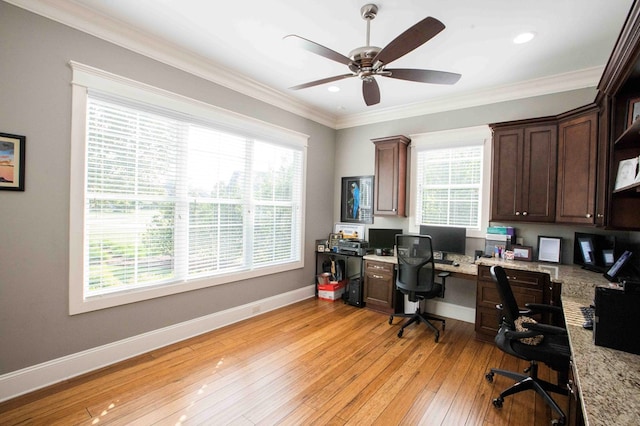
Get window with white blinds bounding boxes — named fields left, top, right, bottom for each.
left=69, top=62, right=307, bottom=313
left=411, top=126, right=491, bottom=233
left=416, top=145, right=483, bottom=228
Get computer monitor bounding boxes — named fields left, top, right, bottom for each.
left=368, top=228, right=403, bottom=251
left=419, top=225, right=466, bottom=255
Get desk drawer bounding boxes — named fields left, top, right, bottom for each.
left=477, top=265, right=545, bottom=289
left=476, top=265, right=549, bottom=340
left=365, top=260, right=394, bottom=276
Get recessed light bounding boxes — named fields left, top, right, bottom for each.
left=513, top=32, right=535, bottom=44
left=328, top=86, right=340, bottom=92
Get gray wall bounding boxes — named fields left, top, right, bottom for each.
left=0, top=3, right=336, bottom=374
left=333, top=89, right=640, bottom=309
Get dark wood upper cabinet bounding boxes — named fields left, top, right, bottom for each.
left=490, top=120, right=558, bottom=222
left=371, top=135, right=410, bottom=217
left=556, top=106, right=599, bottom=225
left=596, top=0, right=640, bottom=230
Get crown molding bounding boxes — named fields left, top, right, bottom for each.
left=5, top=0, right=339, bottom=128
left=335, top=66, right=604, bottom=129
left=6, top=0, right=603, bottom=131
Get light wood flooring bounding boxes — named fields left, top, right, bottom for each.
left=0, top=298, right=568, bottom=425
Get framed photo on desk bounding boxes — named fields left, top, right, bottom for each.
left=537, top=236, right=562, bottom=263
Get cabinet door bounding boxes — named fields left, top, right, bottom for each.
left=491, top=124, right=557, bottom=222
left=556, top=112, right=598, bottom=224
left=363, top=260, right=395, bottom=314
left=372, top=136, right=409, bottom=216
left=491, top=128, right=524, bottom=221
left=522, top=124, right=557, bottom=222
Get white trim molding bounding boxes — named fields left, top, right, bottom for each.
left=7, top=0, right=602, bottom=130
left=0, top=285, right=316, bottom=403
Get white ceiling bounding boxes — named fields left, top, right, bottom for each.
left=9, top=0, right=635, bottom=128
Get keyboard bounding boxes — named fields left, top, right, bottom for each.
left=434, top=259, right=454, bottom=265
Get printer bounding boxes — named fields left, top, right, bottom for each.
left=594, top=284, right=640, bottom=355
left=336, top=239, right=369, bottom=256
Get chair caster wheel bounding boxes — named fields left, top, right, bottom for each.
left=492, top=397, right=503, bottom=408
left=485, top=372, right=494, bottom=383
left=397, top=329, right=404, bottom=338
left=551, top=419, right=566, bottom=426
left=388, top=316, right=393, bottom=325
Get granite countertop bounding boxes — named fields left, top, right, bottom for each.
left=363, top=253, right=640, bottom=425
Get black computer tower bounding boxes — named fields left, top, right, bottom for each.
left=594, top=286, right=640, bottom=355
left=344, top=277, right=363, bottom=307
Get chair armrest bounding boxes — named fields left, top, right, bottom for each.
left=520, top=321, right=567, bottom=336
left=504, top=329, right=544, bottom=340
left=524, top=303, right=563, bottom=315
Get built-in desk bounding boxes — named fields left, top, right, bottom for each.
left=361, top=254, right=640, bottom=424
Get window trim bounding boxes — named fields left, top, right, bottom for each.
left=408, top=125, right=492, bottom=239
left=69, top=62, right=308, bottom=315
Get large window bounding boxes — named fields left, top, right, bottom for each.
left=69, top=62, right=307, bottom=314
left=410, top=126, right=491, bottom=236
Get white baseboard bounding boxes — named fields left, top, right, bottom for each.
left=0, top=285, right=316, bottom=403
left=424, top=299, right=476, bottom=324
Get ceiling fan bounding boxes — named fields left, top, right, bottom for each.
left=284, top=4, right=461, bottom=106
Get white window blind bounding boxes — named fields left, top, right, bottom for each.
left=416, top=145, right=483, bottom=228
left=409, top=126, right=490, bottom=238
left=81, top=91, right=303, bottom=300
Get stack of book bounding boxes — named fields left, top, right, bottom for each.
left=485, top=226, right=515, bottom=257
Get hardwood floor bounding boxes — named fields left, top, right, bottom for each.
left=0, top=298, right=567, bottom=425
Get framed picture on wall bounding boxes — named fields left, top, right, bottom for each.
left=340, top=175, right=374, bottom=224
left=0, top=132, right=25, bottom=191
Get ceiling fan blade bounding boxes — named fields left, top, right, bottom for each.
left=284, top=34, right=352, bottom=66
left=373, top=17, right=445, bottom=66
left=385, top=68, right=461, bottom=85
left=362, top=78, right=380, bottom=106
left=289, top=73, right=354, bottom=90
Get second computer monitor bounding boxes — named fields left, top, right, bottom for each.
left=419, top=225, right=466, bottom=255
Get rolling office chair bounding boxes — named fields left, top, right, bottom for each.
left=485, top=265, right=570, bottom=425
left=388, top=234, right=449, bottom=342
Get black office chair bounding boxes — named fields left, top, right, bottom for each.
left=388, top=234, right=449, bottom=342
left=485, top=265, right=570, bottom=425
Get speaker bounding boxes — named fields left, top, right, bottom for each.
left=345, top=277, right=363, bottom=307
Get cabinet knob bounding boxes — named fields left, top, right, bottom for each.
left=597, top=213, right=604, bottom=218
left=372, top=274, right=384, bottom=279
left=515, top=211, right=520, bottom=216
left=522, top=211, right=528, bottom=216
left=586, top=213, right=592, bottom=218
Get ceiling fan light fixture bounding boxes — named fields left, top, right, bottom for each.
left=285, top=5, right=461, bottom=106
left=513, top=32, right=535, bottom=44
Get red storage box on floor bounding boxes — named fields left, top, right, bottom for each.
left=318, top=281, right=345, bottom=301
